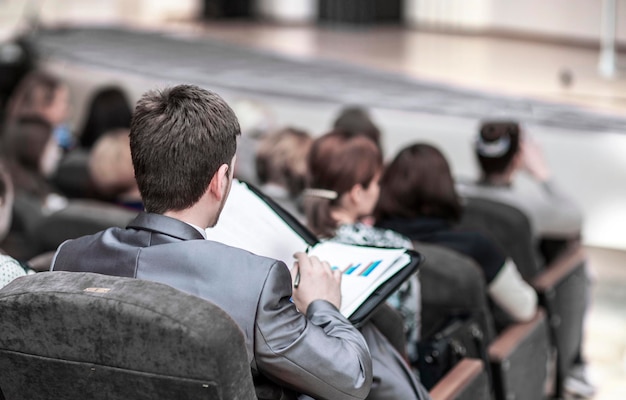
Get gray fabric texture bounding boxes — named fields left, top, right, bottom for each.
left=0, top=271, right=256, bottom=399
left=459, top=197, right=542, bottom=281
left=490, top=314, right=551, bottom=400
left=414, top=242, right=497, bottom=343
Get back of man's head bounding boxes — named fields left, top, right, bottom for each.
left=130, top=85, right=240, bottom=214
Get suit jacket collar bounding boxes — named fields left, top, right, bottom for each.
left=127, top=212, right=205, bottom=241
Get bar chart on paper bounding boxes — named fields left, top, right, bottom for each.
left=334, top=260, right=383, bottom=277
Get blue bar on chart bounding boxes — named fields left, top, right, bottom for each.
left=344, top=263, right=360, bottom=275
left=359, top=260, right=382, bottom=277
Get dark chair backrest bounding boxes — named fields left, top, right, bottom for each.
left=459, top=197, right=542, bottom=281
left=369, top=303, right=409, bottom=360
left=488, top=309, right=551, bottom=400
left=459, top=196, right=589, bottom=397
left=0, top=271, right=256, bottom=400
left=52, top=148, right=95, bottom=199
left=34, top=200, right=138, bottom=252
left=415, top=242, right=496, bottom=344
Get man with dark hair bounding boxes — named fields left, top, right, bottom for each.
left=333, top=106, right=382, bottom=150
left=52, top=85, right=372, bottom=400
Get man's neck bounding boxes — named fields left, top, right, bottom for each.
left=163, top=205, right=218, bottom=231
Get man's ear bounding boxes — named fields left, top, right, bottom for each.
left=208, top=163, right=230, bottom=201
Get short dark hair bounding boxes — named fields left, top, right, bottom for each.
left=130, top=85, right=240, bottom=214
left=375, top=143, right=462, bottom=222
left=80, top=86, right=133, bottom=149
left=475, top=120, right=521, bottom=177
left=333, top=106, right=382, bottom=150
left=7, top=70, right=63, bottom=120
left=305, top=130, right=382, bottom=237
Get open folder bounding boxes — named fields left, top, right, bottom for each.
left=205, top=180, right=423, bottom=327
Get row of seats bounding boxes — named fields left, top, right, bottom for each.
left=0, top=187, right=587, bottom=399
left=422, top=196, right=588, bottom=400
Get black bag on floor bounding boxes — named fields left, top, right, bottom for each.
left=416, top=315, right=491, bottom=390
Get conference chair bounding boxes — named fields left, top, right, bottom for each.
left=0, top=271, right=256, bottom=400
left=459, top=197, right=542, bottom=281
left=459, top=196, right=589, bottom=397
left=416, top=242, right=497, bottom=344
left=488, top=310, right=551, bottom=400
left=34, top=199, right=138, bottom=252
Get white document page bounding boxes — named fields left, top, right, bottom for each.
left=205, top=180, right=309, bottom=265
left=206, top=180, right=408, bottom=318
left=306, top=242, right=407, bottom=317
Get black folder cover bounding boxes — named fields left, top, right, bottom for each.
left=246, top=182, right=424, bottom=328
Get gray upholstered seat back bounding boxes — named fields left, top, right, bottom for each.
left=35, top=200, right=138, bottom=253
left=459, top=197, right=542, bottom=281
left=0, top=272, right=256, bottom=400
left=415, top=242, right=496, bottom=343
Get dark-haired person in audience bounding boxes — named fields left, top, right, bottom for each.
left=51, top=85, right=373, bottom=400
left=5, top=71, right=73, bottom=150
left=89, top=128, right=142, bottom=211
left=457, top=120, right=583, bottom=241
left=1, top=117, right=66, bottom=214
left=304, top=130, right=430, bottom=400
left=1, top=117, right=66, bottom=260
left=79, top=86, right=132, bottom=150
left=458, top=122, right=593, bottom=397
left=0, top=163, right=33, bottom=288
left=255, top=127, right=311, bottom=222
left=375, top=143, right=538, bottom=324
left=333, top=106, right=382, bottom=150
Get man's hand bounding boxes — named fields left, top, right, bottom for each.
left=290, top=252, right=342, bottom=315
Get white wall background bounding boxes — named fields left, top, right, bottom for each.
left=1, top=0, right=624, bottom=45
left=404, top=0, right=626, bottom=45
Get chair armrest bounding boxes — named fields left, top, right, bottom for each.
left=429, top=358, right=485, bottom=400
left=488, top=309, right=546, bottom=362
left=532, top=245, right=586, bottom=292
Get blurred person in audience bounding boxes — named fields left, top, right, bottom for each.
left=89, top=128, right=142, bottom=211
left=255, top=127, right=311, bottom=222
left=333, top=105, right=382, bottom=150
left=0, top=162, right=34, bottom=288
left=231, top=98, right=276, bottom=185
left=304, top=130, right=429, bottom=400
left=460, top=122, right=593, bottom=397
left=1, top=116, right=66, bottom=214
left=5, top=70, right=73, bottom=150
left=79, top=86, right=132, bottom=150
left=0, top=117, right=66, bottom=260
left=458, top=120, right=583, bottom=241
left=375, top=143, right=537, bottom=324
left=51, top=85, right=373, bottom=400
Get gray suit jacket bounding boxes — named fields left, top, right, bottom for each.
left=52, top=212, right=372, bottom=400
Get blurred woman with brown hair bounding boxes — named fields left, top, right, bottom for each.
left=375, top=143, right=537, bottom=323
left=304, top=130, right=429, bottom=400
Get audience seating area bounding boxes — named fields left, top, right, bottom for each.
left=0, top=271, right=256, bottom=400
left=0, top=38, right=591, bottom=398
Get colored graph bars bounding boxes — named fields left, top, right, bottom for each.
left=332, top=260, right=383, bottom=277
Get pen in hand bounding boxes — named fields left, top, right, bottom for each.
left=293, top=246, right=311, bottom=289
